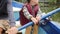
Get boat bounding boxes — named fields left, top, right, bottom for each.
left=12, top=1, right=60, bottom=34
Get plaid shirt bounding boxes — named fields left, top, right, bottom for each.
left=23, top=6, right=42, bottom=19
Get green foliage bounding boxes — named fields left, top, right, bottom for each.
left=15, top=0, right=22, bottom=2
left=39, top=0, right=60, bottom=22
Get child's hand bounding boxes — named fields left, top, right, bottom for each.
left=36, top=16, right=41, bottom=22
left=31, top=17, right=38, bottom=24
left=7, top=27, right=18, bottom=34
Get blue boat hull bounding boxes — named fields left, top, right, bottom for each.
left=39, top=22, right=60, bottom=34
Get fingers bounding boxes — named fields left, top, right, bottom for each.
left=7, top=27, right=18, bottom=34
left=36, top=16, right=41, bottom=21
left=31, top=17, right=38, bottom=24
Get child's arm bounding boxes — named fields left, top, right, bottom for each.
left=23, top=6, right=32, bottom=19
left=36, top=8, right=42, bottom=21
left=23, top=6, right=38, bottom=24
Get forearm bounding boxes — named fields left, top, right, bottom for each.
left=37, top=8, right=42, bottom=16
left=7, top=0, right=15, bottom=27
left=36, top=8, right=42, bottom=21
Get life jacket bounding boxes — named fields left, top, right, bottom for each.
left=19, top=3, right=39, bottom=26
left=0, top=0, right=8, bottom=18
